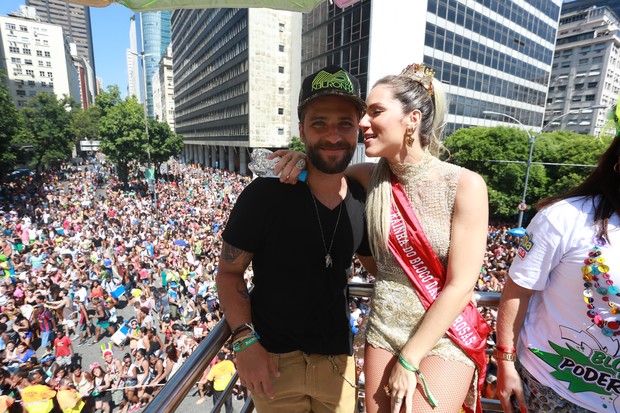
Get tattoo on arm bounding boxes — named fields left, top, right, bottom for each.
left=221, top=242, right=253, bottom=269
left=236, top=281, right=250, bottom=300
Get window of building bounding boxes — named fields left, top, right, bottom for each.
left=5, top=23, right=16, bottom=30
left=580, top=45, right=591, bottom=54
left=46, top=62, right=51, bottom=67
left=279, top=44, right=285, bottom=52
left=546, top=97, right=553, bottom=104
left=278, top=128, right=284, bottom=135
left=11, top=57, right=21, bottom=63
left=9, top=46, right=19, bottom=53
left=579, top=58, right=588, bottom=65
left=38, top=60, right=43, bottom=66
left=39, top=71, right=45, bottom=77
left=41, top=81, right=46, bottom=87
left=574, top=83, right=584, bottom=90
left=17, top=101, right=25, bottom=107
left=22, top=48, right=31, bottom=54
left=558, top=85, right=567, bottom=91
left=279, top=23, right=285, bottom=32
left=592, top=56, right=603, bottom=64
left=19, top=25, right=27, bottom=32
left=561, top=61, right=570, bottom=68
left=44, top=51, right=50, bottom=57
left=28, top=90, right=36, bottom=96
left=278, top=108, right=284, bottom=115
left=26, top=69, right=34, bottom=76
left=278, top=66, right=284, bottom=73
left=24, top=59, right=32, bottom=65
left=572, top=96, right=581, bottom=102
left=36, top=50, right=42, bottom=57
left=588, top=82, right=598, bottom=88
left=278, top=87, right=284, bottom=94
left=47, top=72, right=52, bottom=78
left=27, top=80, right=35, bottom=86
left=16, top=90, right=25, bottom=96
left=585, top=95, right=595, bottom=101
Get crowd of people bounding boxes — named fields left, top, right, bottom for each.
left=0, top=153, right=525, bottom=413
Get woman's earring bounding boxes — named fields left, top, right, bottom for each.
left=405, top=126, right=415, bottom=147
left=614, top=162, right=620, bottom=173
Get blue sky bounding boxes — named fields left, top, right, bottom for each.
left=0, top=0, right=133, bottom=97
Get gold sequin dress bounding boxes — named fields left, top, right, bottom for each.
left=365, top=152, right=476, bottom=405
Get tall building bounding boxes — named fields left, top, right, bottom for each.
left=562, top=0, right=620, bottom=20
left=137, top=11, right=171, bottom=118
left=25, top=0, right=96, bottom=105
left=172, top=9, right=302, bottom=173
left=152, top=45, right=175, bottom=130
left=0, top=6, right=81, bottom=107
left=126, top=14, right=141, bottom=101
left=302, top=0, right=562, bottom=139
left=545, top=6, right=620, bottom=135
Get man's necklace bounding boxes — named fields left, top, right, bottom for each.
left=309, top=186, right=343, bottom=268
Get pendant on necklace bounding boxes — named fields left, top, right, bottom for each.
left=325, top=254, right=333, bottom=268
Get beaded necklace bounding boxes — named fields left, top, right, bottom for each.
left=583, top=237, right=620, bottom=337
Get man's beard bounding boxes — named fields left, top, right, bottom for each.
left=305, top=141, right=356, bottom=174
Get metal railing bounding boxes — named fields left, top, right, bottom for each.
left=144, top=283, right=503, bottom=413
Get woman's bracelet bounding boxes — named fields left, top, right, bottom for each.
left=398, top=354, right=439, bottom=407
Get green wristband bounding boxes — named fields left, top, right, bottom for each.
left=398, top=354, right=439, bottom=408
left=233, top=335, right=258, bottom=353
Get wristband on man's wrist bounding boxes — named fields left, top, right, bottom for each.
left=494, top=349, right=517, bottom=362
left=496, top=344, right=517, bottom=354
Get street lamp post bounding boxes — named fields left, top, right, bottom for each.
left=483, top=105, right=607, bottom=228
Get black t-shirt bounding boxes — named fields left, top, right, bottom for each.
left=222, top=177, right=370, bottom=355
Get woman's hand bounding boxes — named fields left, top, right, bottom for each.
left=388, top=363, right=417, bottom=413
left=270, top=150, right=307, bottom=184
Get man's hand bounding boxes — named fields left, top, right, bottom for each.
left=235, top=343, right=280, bottom=399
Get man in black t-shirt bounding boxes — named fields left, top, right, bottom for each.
left=217, top=65, right=375, bottom=413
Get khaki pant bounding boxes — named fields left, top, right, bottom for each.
left=253, top=351, right=357, bottom=413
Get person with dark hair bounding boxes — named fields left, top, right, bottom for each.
left=217, top=65, right=375, bottom=412
left=496, top=107, right=620, bottom=412
left=205, top=351, right=235, bottom=413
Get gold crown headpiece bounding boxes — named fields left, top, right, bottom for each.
left=401, top=63, right=435, bottom=96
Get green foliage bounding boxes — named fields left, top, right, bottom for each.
left=72, top=106, right=100, bottom=144
left=148, top=119, right=184, bottom=166
left=98, top=95, right=147, bottom=185
left=444, top=126, right=611, bottom=220
left=0, top=72, right=21, bottom=178
left=19, top=93, right=76, bottom=172
left=288, top=136, right=306, bottom=153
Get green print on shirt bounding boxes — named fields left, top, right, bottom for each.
left=531, top=341, right=620, bottom=395
left=311, top=70, right=354, bottom=94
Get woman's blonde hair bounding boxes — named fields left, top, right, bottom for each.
left=366, top=74, right=448, bottom=256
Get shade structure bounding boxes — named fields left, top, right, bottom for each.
left=61, top=0, right=324, bottom=12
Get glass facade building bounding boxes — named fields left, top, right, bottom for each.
left=138, top=11, right=171, bottom=118
left=301, top=0, right=562, bottom=138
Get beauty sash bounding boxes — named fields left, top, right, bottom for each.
left=388, top=176, right=490, bottom=413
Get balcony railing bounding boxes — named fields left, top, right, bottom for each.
left=144, top=283, right=503, bottom=413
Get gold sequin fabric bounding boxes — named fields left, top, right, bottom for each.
left=365, top=152, right=476, bottom=406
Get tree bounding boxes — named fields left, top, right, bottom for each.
left=72, top=106, right=100, bottom=147
left=444, top=126, right=610, bottom=221
left=148, top=119, right=184, bottom=168
left=19, top=93, right=76, bottom=172
left=288, top=136, right=306, bottom=153
left=0, top=72, right=22, bottom=178
left=98, top=94, right=147, bottom=186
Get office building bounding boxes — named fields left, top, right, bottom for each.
left=172, top=8, right=302, bottom=173
left=545, top=6, right=620, bottom=135
left=127, top=14, right=141, bottom=101
left=0, top=6, right=80, bottom=107
left=137, top=11, right=171, bottom=118
left=302, top=0, right=562, bottom=139
left=26, top=0, right=96, bottom=105
left=152, top=45, right=175, bottom=130
left=562, top=0, right=620, bottom=21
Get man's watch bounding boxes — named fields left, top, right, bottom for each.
left=494, top=349, right=516, bottom=362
